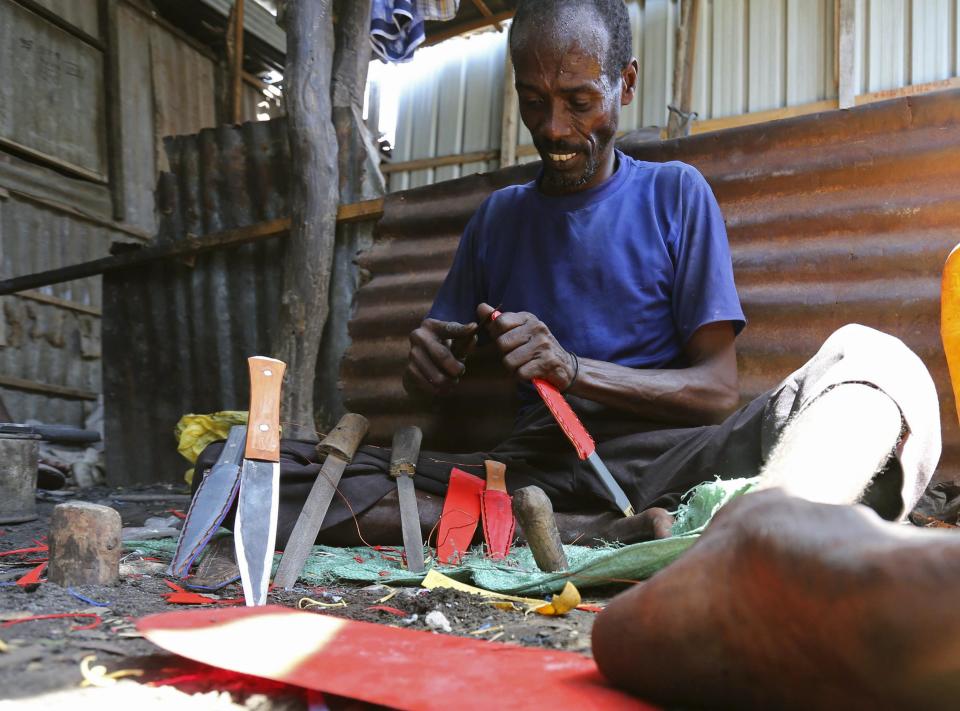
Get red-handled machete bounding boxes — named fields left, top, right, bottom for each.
left=489, top=310, right=635, bottom=517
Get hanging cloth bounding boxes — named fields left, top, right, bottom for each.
left=417, top=0, right=461, bottom=21
left=370, top=0, right=426, bottom=63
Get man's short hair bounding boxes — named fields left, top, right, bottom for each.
left=509, top=0, right=633, bottom=83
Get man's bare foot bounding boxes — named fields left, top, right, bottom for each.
left=592, top=489, right=960, bottom=710
left=555, top=507, right=674, bottom=545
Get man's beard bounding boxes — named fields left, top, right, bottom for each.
left=540, top=150, right=601, bottom=192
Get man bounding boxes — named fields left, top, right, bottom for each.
left=246, top=0, right=938, bottom=548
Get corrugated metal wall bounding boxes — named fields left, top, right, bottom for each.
left=344, top=89, right=960, bottom=483
left=102, top=118, right=374, bottom=485
left=0, top=0, right=275, bottom=427
left=386, top=0, right=960, bottom=187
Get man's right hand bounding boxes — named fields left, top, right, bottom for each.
left=404, top=319, right=479, bottom=397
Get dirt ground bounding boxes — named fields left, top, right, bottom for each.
left=0, top=486, right=613, bottom=709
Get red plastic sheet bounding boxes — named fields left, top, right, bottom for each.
left=436, top=468, right=485, bottom=565
left=138, top=606, right=653, bottom=710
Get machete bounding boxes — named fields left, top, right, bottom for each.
left=490, top=310, right=635, bottom=517
left=234, top=355, right=286, bottom=606
left=390, top=426, right=425, bottom=573
left=168, top=424, right=246, bottom=578
left=273, top=413, right=369, bottom=589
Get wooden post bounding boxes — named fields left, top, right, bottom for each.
left=837, top=0, right=857, bottom=109
left=48, top=502, right=121, bottom=586
left=274, top=0, right=340, bottom=436
left=227, top=0, right=246, bottom=123
left=499, top=50, right=519, bottom=169
left=666, top=0, right=701, bottom=139
left=332, top=0, right=385, bottom=203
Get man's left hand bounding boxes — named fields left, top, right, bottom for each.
left=477, top=303, right=576, bottom=390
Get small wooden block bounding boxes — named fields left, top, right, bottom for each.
left=48, top=501, right=122, bottom=586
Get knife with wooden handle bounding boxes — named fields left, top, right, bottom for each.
left=490, top=310, right=635, bottom=517
left=273, top=413, right=369, bottom=589
left=390, top=426, right=425, bottom=573
left=234, top=356, right=286, bottom=606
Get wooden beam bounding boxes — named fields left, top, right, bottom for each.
left=423, top=10, right=515, bottom=47
left=837, top=0, right=856, bottom=109
left=499, top=49, right=519, bottom=168
left=1, top=186, right=152, bottom=241
left=101, top=0, right=125, bottom=221
left=0, top=375, right=98, bottom=401
left=689, top=99, right=839, bottom=134
left=666, top=0, right=701, bottom=139
left=0, top=196, right=385, bottom=297
left=0, top=137, right=108, bottom=185
left=854, top=76, right=960, bottom=105
left=16, top=291, right=102, bottom=317
left=381, top=150, right=499, bottom=174
left=469, top=0, right=503, bottom=31
left=229, top=0, right=246, bottom=124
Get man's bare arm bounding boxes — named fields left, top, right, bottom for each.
left=477, top=302, right=738, bottom=426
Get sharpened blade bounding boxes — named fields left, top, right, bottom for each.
left=586, top=452, right=635, bottom=517
left=273, top=454, right=349, bottom=589
left=169, top=425, right=246, bottom=578
left=396, top=474, right=424, bottom=573
left=235, top=459, right=280, bottom=606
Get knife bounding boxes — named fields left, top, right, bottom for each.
left=390, top=426, right=425, bottom=573
left=273, top=413, right=369, bottom=589
left=168, top=424, right=246, bottom=578
left=490, top=311, right=635, bottom=517
left=234, top=355, right=286, bottom=606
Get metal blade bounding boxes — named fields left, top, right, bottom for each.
left=168, top=425, right=246, bottom=578
left=396, top=474, right=425, bottom=573
left=235, top=459, right=280, bottom=606
left=586, top=451, right=635, bottom=517
left=273, top=454, right=349, bottom=589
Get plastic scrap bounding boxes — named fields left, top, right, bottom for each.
left=16, top=562, right=47, bottom=587
left=421, top=570, right=581, bottom=617
left=67, top=588, right=111, bottom=607
left=365, top=605, right=408, bottom=617
left=163, top=580, right=243, bottom=606
left=298, top=597, right=348, bottom=610
left=174, top=410, right=248, bottom=484
left=79, top=655, right=144, bottom=688
left=425, top=610, right=452, bottom=633
left=2, top=613, right=102, bottom=631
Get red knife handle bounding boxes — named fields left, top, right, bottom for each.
left=489, top=310, right=595, bottom=460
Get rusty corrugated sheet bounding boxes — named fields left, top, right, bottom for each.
left=101, top=117, right=371, bottom=485
left=343, top=89, right=960, bottom=481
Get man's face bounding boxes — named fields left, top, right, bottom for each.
left=512, top=14, right=637, bottom=194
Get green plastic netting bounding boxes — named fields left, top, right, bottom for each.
left=128, top=476, right=756, bottom=595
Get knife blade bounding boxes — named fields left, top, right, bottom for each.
left=490, top=310, right=635, bottom=517
left=234, top=355, right=286, bottom=606
left=273, top=413, right=369, bottom=590
left=168, top=424, right=247, bottom=578
left=390, top=426, right=425, bottom=573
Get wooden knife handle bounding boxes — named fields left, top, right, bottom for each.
left=245, top=356, right=286, bottom=461
left=318, top=413, right=369, bottom=462
left=389, top=426, right=423, bottom=478
left=484, top=459, right=507, bottom=492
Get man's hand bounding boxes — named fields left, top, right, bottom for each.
left=477, top=302, right=576, bottom=390
left=404, top=318, right=478, bottom=397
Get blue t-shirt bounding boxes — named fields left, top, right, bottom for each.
left=428, top=151, right=745, bottom=402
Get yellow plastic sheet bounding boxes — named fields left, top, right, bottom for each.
left=174, top=411, right=248, bottom=484
left=421, top=570, right=581, bottom=616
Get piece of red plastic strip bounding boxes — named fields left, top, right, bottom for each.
left=0, top=545, right=48, bottom=557
left=16, top=562, right=47, bottom=587
left=2, top=613, right=102, bottom=631
left=364, top=605, right=407, bottom=617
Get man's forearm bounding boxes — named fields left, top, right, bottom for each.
left=566, top=357, right=739, bottom=426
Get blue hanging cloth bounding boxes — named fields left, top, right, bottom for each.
left=370, top=0, right=426, bottom=63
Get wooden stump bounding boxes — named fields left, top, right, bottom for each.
left=48, top=502, right=121, bottom=586
left=514, top=486, right=568, bottom=572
